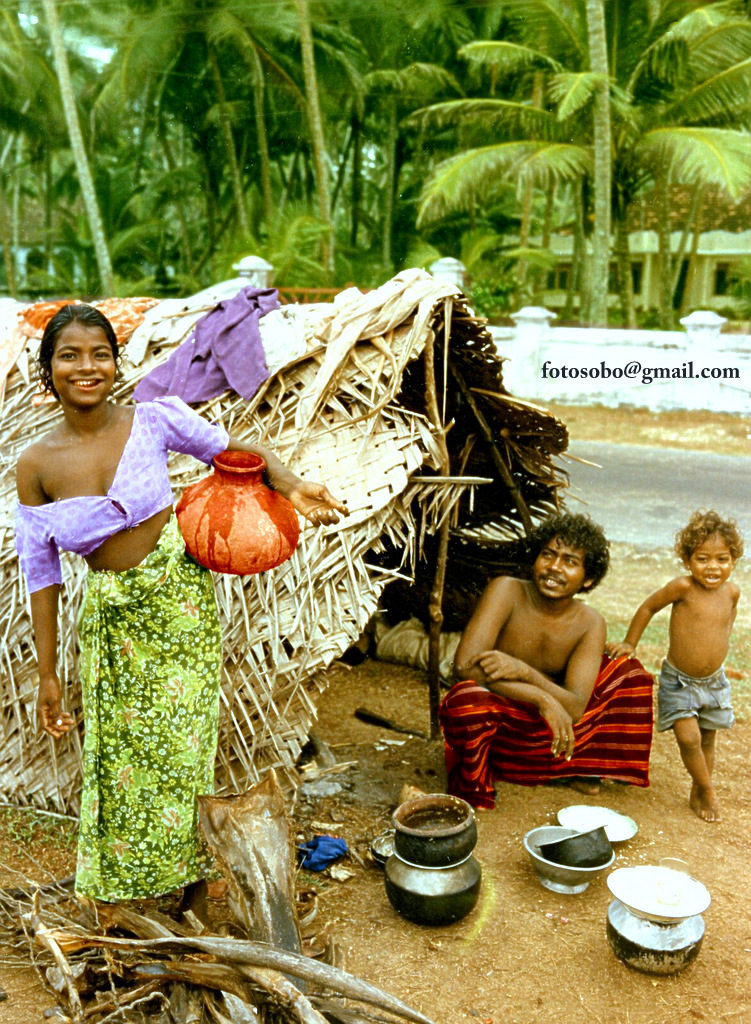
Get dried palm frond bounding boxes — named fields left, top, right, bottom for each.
left=0, top=270, right=568, bottom=811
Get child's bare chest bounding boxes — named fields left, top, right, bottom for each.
left=674, top=587, right=734, bottom=632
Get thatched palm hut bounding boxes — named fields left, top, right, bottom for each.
left=0, top=270, right=568, bottom=812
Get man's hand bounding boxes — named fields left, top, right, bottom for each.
left=538, top=695, right=575, bottom=759
left=469, top=649, right=528, bottom=684
left=38, top=676, right=74, bottom=739
left=287, top=482, right=349, bottom=527
left=605, top=640, right=636, bottom=659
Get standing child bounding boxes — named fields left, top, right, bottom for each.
left=607, top=510, right=742, bottom=823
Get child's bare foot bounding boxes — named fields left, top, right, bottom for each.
left=568, top=776, right=601, bottom=796
left=690, top=783, right=721, bottom=822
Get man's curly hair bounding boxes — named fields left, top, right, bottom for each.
left=675, top=509, right=744, bottom=563
left=38, top=303, right=120, bottom=399
left=525, top=512, right=610, bottom=593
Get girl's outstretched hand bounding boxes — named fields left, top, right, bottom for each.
left=288, top=481, right=349, bottom=527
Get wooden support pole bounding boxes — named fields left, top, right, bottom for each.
left=423, top=319, right=452, bottom=739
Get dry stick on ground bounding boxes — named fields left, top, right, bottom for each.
left=39, top=930, right=437, bottom=1024
left=27, top=893, right=84, bottom=1022
left=132, top=960, right=328, bottom=1024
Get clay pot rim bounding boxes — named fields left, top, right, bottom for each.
left=212, top=451, right=266, bottom=475
left=392, top=794, right=475, bottom=837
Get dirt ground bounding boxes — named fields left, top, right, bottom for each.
left=1, top=643, right=749, bottom=1024
left=2, top=401, right=751, bottom=1023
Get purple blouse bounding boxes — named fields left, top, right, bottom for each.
left=14, top=396, right=229, bottom=593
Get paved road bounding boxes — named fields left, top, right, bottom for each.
left=560, top=441, right=751, bottom=548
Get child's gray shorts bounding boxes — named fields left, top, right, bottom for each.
left=657, top=659, right=735, bottom=732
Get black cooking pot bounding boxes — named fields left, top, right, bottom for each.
left=606, top=899, right=705, bottom=975
left=539, top=825, right=613, bottom=868
left=385, top=853, right=482, bottom=926
left=393, top=794, right=477, bottom=868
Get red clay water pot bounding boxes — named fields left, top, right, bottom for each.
left=175, top=451, right=300, bottom=575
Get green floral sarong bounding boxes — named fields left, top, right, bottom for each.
left=76, top=516, right=222, bottom=901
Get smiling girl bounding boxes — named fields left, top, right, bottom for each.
left=14, top=303, right=347, bottom=907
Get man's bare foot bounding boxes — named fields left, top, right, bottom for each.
left=568, top=776, right=601, bottom=796
left=690, top=783, right=721, bottom=822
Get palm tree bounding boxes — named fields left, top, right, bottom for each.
left=41, top=0, right=114, bottom=295
left=585, top=0, right=611, bottom=326
left=295, top=0, right=333, bottom=274
left=97, top=1, right=262, bottom=250
left=410, top=0, right=751, bottom=327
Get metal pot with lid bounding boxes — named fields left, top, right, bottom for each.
left=606, top=863, right=710, bottom=974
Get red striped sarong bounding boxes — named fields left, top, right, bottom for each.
left=439, top=655, right=653, bottom=809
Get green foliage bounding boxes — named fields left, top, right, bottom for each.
left=0, top=807, right=77, bottom=856
left=2, top=0, right=751, bottom=315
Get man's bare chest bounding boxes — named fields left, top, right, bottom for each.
left=497, top=610, right=583, bottom=680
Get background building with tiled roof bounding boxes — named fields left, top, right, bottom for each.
left=544, top=188, right=751, bottom=319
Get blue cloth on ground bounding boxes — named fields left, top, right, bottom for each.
left=298, top=835, right=348, bottom=871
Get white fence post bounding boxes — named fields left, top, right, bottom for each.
left=680, top=310, right=728, bottom=412
left=232, top=255, right=275, bottom=288
left=429, top=257, right=467, bottom=289
left=679, top=310, right=727, bottom=352
left=508, top=306, right=556, bottom=399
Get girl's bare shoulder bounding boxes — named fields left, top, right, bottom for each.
left=16, top=427, right=67, bottom=502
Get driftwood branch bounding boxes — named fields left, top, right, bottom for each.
left=198, top=772, right=302, bottom=953
left=43, top=930, right=437, bottom=1024
left=27, top=894, right=84, bottom=1021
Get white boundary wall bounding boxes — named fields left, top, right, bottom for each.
left=489, top=309, right=751, bottom=413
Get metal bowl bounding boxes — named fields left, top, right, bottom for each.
left=607, top=866, right=711, bottom=924
left=370, top=829, right=395, bottom=868
left=524, top=825, right=615, bottom=894
left=539, top=825, right=613, bottom=868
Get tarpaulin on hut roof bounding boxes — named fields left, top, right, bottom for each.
left=0, top=270, right=569, bottom=812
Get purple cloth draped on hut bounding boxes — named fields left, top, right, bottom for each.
left=134, top=287, right=278, bottom=404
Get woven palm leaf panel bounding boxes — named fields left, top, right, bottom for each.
left=0, top=271, right=568, bottom=811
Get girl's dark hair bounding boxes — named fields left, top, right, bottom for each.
left=525, top=512, right=610, bottom=592
left=675, top=509, right=744, bottom=563
left=38, top=303, right=119, bottom=398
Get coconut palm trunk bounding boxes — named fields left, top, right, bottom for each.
left=41, top=0, right=113, bottom=295
left=657, top=173, right=674, bottom=328
left=249, top=47, right=274, bottom=230
left=615, top=215, right=636, bottom=327
left=208, top=45, right=251, bottom=240
left=382, top=97, right=397, bottom=270
left=295, top=0, right=333, bottom=275
left=585, top=0, right=611, bottom=326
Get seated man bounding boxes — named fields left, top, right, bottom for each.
left=439, top=513, right=653, bottom=809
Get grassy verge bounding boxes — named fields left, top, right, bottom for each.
left=545, top=401, right=751, bottom=456
left=0, top=806, right=77, bottom=883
